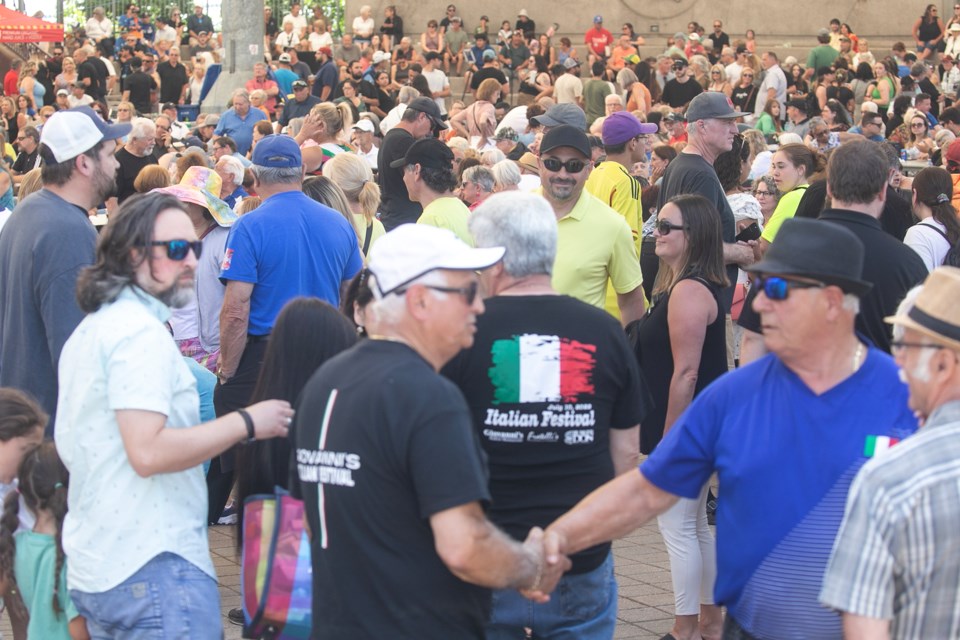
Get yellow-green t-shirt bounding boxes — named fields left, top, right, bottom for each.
left=353, top=213, right=387, bottom=257
left=584, top=160, right=645, bottom=317
left=760, top=184, right=809, bottom=243
left=417, top=196, right=474, bottom=246
left=547, top=188, right=643, bottom=311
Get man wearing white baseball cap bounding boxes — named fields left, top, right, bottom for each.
left=351, top=118, right=379, bottom=168
left=0, top=105, right=130, bottom=432
left=291, top=223, right=571, bottom=637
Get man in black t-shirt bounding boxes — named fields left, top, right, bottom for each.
left=657, top=93, right=756, bottom=310
left=11, top=126, right=40, bottom=182
left=290, top=224, right=570, bottom=638
left=122, top=57, right=157, bottom=115
left=660, top=58, right=703, bottom=111
left=156, top=49, right=189, bottom=104
left=378, top=97, right=445, bottom=230
left=443, top=193, right=647, bottom=639
left=74, top=47, right=103, bottom=101
left=470, top=50, right=509, bottom=94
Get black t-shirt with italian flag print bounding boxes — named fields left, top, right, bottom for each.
left=290, top=339, right=491, bottom=639
left=442, top=294, right=650, bottom=574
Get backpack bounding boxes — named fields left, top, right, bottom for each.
left=920, top=223, right=960, bottom=267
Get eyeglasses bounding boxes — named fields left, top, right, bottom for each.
left=742, top=74, right=754, bottom=78
left=398, top=281, right=479, bottom=305
left=752, top=275, right=825, bottom=300
left=754, top=189, right=773, bottom=197
left=890, top=340, right=945, bottom=353
left=542, top=157, right=587, bottom=173
left=147, top=239, right=203, bottom=260
left=655, top=220, right=689, bottom=236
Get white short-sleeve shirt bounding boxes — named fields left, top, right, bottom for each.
left=56, top=286, right=212, bottom=594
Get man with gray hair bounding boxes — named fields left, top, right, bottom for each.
left=212, top=89, right=267, bottom=156
left=213, top=134, right=362, bottom=521
left=291, top=222, right=570, bottom=636
left=115, top=116, right=158, bottom=203
left=442, top=192, right=647, bottom=639
left=84, top=6, right=114, bottom=57
left=214, top=155, right=248, bottom=210
left=459, top=164, right=495, bottom=209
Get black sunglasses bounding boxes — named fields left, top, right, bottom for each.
left=148, top=239, right=203, bottom=260
left=398, top=281, right=479, bottom=305
left=656, top=220, right=689, bottom=236
left=752, top=275, right=824, bottom=300
left=542, top=157, right=587, bottom=173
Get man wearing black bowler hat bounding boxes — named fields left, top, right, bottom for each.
left=537, top=217, right=919, bottom=640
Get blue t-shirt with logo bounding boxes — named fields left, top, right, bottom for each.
left=641, top=348, right=917, bottom=639
left=219, top=191, right=362, bottom=335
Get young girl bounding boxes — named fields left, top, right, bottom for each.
left=0, top=438, right=88, bottom=639
left=0, top=389, right=46, bottom=640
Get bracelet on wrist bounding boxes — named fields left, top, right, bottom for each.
left=237, top=408, right=255, bottom=442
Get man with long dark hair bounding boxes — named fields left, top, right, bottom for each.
left=56, top=192, right=293, bottom=638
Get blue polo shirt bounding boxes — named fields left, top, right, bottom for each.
left=218, top=191, right=363, bottom=335
left=641, top=349, right=917, bottom=639
left=213, top=107, right=267, bottom=156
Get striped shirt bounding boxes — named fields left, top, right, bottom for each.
left=820, top=399, right=960, bottom=639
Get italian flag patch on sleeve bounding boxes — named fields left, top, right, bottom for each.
left=864, top=435, right=900, bottom=458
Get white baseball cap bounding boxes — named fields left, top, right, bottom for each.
left=39, top=106, right=132, bottom=163
left=352, top=119, right=375, bottom=133
left=372, top=50, right=391, bottom=64
left=368, top=224, right=504, bottom=297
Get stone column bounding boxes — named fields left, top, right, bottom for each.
left=202, top=0, right=265, bottom=113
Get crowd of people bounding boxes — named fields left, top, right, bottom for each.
left=0, top=3, right=959, bottom=640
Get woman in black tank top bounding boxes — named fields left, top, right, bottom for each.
left=913, top=4, right=945, bottom=60
left=630, top=194, right=729, bottom=640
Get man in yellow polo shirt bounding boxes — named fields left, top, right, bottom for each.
left=538, top=125, right=646, bottom=324
left=586, top=111, right=654, bottom=316
left=393, top=138, right=474, bottom=246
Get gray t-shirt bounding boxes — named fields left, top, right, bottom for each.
left=0, top=189, right=97, bottom=432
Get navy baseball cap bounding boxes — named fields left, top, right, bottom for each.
left=251, top=134, right=302, bottom=168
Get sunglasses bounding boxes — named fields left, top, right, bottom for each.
left=656, top=220, right=689, bottom=236
left=890, top=340, right=945, bottom=352
left=911, top=122, right=927, bottom=128
left=542, top=157, right=587, bottom=173
left=148, top=239, right=203, bottom=260
left=752, top=275, right=824, bottom=300
left=398, top=281, right=479, bottom=305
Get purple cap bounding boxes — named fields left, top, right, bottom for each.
left=601, top=112, right=658, bottom=145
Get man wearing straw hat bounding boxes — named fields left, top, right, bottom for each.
left=821, top=267, right=960, bottom=638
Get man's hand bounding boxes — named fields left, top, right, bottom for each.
left=518, top=527, right=571, bottom=602
left=725, top=240, right=757, bottom=267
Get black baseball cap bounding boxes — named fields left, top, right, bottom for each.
left=404, top=97, right=449, bottom=130
left=539, top=125, right=592, bottom=158
left=389, top=137, right=455, bottom=169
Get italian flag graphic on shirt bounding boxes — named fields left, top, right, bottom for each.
left=488, top=334, right=596, bottom=404
left=864, top=435, right=900, bottom=458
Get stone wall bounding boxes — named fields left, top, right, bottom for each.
left=344, top=0, right=920, bottom=46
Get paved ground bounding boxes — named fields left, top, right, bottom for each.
left=0, top=512, right=678, bottom=640
left=215, top=520, right=678, bottom=640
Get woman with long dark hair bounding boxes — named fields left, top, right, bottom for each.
left=906, top=166, right=960, bottom=270
left=632, top=194, right=729, bottom=640
left=913, top=4, right=945, bottom=61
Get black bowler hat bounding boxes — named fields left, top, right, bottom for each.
left=747, top=218, right=873, bottom=297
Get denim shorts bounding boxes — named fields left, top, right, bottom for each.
left=70, top=552, right=223, bottom=640
left=486, top=551, right=617, bottom=639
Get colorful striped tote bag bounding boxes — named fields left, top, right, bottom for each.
left=240, top=488, right=313, bottom=639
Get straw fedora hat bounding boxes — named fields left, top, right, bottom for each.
left=886, top=266, right=960, bottom=351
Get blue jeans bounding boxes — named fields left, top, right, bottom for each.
left=486, top=551, right=617, bottom=639
left=70, top=552, right=223, bottom=640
